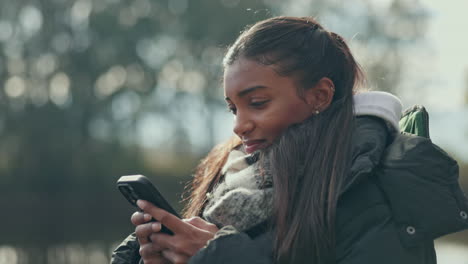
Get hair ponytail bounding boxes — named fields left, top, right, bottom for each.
left=262, top=98, right=355, bottom=263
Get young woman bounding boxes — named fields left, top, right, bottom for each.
left=112, top=16, right=467, bottom=264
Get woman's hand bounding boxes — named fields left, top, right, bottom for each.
left=134, top=200, right=219, bottom=264
left=132, top=211, right=171, bottom=264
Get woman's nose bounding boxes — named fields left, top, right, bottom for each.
left=233, top=114, right=254, bottom=137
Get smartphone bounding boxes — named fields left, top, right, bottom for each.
left=117, top=174, right=180, bottom=235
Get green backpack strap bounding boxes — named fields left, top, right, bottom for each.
left=399, top=105, right=430, bottom=139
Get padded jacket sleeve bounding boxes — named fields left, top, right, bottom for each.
left=110, top=232, right=141, bottom=264
left=189, top=226, right=273, bottom=264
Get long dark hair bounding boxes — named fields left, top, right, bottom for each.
left=184, top=16, right=363, bottom=263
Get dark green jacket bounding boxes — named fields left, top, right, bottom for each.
left=112, top=116, right=468, bottom=264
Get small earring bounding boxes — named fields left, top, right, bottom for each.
left=315, top=109, right=320, bottom=115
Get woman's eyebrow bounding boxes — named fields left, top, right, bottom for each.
left=225, top=85, right=267, bottom=101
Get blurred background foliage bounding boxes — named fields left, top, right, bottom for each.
left=0, top=0, right=466, bottom=263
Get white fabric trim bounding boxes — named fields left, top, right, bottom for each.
left=354, top=91, right=402, bottom=133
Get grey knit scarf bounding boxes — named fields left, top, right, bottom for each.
left=202, top=149, right=273, bottom=232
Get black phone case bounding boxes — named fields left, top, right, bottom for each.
left=117, top=175, right=180, bottom=235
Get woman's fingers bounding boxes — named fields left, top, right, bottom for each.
left=161, top=249, right=190, bottom=264
left=148, top=232, right=172, bottom=250
left=139, top=242, right=161, bottom=259
left=137, top=200, right=188, bottom=234
left=139, top=233, right=170, bottom=264
left=139, top=243, right=171, bottom=264
left=131, top=211, right=152, bottom=226
left=149, top=231, right=199, bottom=257
left=137, top=200, right=218, bottom=259
left=135, top=222, right=155, bottom=244
left=151, top=221, right=162, bottom=232
left=150, top=232, right=191, bottom=255
left=183, top=217, right=219, bottom=233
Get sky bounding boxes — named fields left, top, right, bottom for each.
left=418, top=0, right=467, bottom=110
left=418, top=0, right=468, bottom=160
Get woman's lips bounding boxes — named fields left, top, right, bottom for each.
left=243, top=140, right=267, bottom=153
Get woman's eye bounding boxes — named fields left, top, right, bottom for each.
left=227, top=106, right=237, bottom=115
left=250, top=100, right=269, bottom=107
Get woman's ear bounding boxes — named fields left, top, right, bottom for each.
left=304, top=77, right=335, bottom=112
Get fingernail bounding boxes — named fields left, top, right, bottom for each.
left=136, top=200, right=145, bottom=208
left=152, top=222, right=161, bottom=231
left=143, top=213, right=152, bottom=221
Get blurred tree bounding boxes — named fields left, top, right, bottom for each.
left=0, top=0, right=274, bottom=249
left=0, top=0, right=271, bottom=195
left=269, top=0, right=429, bottom=93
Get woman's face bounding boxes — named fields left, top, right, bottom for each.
left=224, top=57, right=316, bottom=153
